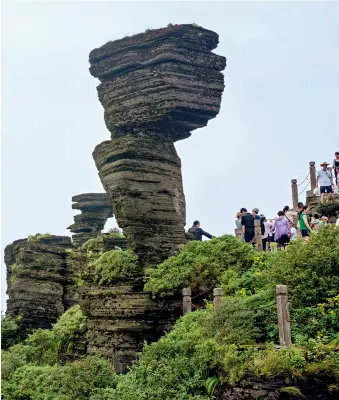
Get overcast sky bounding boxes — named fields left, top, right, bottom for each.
left=1, top=0, right=338, bottom=310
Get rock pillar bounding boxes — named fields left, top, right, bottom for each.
left=67, top=193, right=113, bottom=246
left=89, top=24, right=226, bottom=264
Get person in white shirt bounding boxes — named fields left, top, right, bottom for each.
left=262, top=216, right=272, bottom=251
left=316, top=162, right=333, bottom=202
left=289, top=222, right=297, bottom=240
left=336, top=213, right=339, bottom=227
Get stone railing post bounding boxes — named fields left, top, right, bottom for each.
left=182, top=288, right=192, bottom=315
left=276, top=285, right=291, bottom=347
left=309, top=161, right=316, bottom=191
left=291, top=179, right=298, bottom=210
left=213, top=288, right=223, bottom=308
left=254, top=219, right=263, bottom=251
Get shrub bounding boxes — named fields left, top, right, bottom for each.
left=261, top=226, right=339, bottom=308
left=27, top=233, right=52, bottom=242
left=107, top=229, right=125, bottom=238
left=52, top=304, right=87, bottom=341
left=82, top=236, right=105, bottom=252
left=92, top=250, right=140, bottom=286
left=1, top=314, right=20, bottom=350
left=2, top=356, right=117, bottom=400
left=97, top=306, right=339, bottom=399
left=144, top=236, right=256, bottom=296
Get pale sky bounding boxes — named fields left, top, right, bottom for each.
left=1, top=1, right=338, bottom=310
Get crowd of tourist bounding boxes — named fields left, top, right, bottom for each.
left=189, top=155, right=339, bottom=247
left=235, top=202, right=338, bottom=251
left=234, top=155, right=339, bottom=251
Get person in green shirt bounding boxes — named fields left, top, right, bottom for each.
left=299, top=205, right=312, bottom=239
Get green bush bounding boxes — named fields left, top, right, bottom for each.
left=144, top=236, right=256, bottom=296
left=1, top=314, right=20, bottom=350
left=82, top=232, right=126, bottom=252
left=92, top=250, right=140, bottom=286
left=96, top=306, right=339, bottom=400
left=1, top=305, right=87, bottom=380
left=27, top=233, right=52, bottom=242
left=261, top=226, right=339, bottom=308
left=2, top=356, right=117, bottom=400
left=82, top=236, right=105, bottom=252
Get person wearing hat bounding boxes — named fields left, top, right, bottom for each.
left=316, top=162, right=333, bottom=202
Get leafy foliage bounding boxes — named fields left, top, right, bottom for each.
left=2, top=356, right=117, bottom=400
left=1, top=314, right=20, bottom=350
left=2, top=226, right=339, bottom=399
left=145, top=236, right=256, bottom=296
left=92, top=249, right=140, bottom=286
left=27, top=233, right=52, bottom=242
left=82, top=235, right=105, bottom=252
left=2, top=305, right=87, bottom=381
left=317, top=201, right=339, bottom=217
left=82, top=232, right=126, bottom=252
left=94, top=308, right=339, bottom=400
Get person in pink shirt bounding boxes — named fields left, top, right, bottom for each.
left=270, top=211, right=291, bottom=250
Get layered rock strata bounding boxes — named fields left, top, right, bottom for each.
left=4, top=236, right=72, bottom=337
left=90, top=24, right=226, bottom=264
left=80, top=279, right=180, bottom=373
left=67, top=193, right=113, bottom=246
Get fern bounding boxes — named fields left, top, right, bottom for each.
left=279, top=386, right=305, bottom=398
left=205, top=377, right=220, bottom=399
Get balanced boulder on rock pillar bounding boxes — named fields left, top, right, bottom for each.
left=89, top=24, right=226, bottom=263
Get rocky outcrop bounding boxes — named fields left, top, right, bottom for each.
left=90, top=24, right=226, bottom=264
left=215, top=375, right=337, bottom=399
left=5, top=235, right=72, bottom=337
left=67, top=193, right=113, bottom=246
left=80, top=280, right=180, bottom=373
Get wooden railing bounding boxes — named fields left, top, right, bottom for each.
left=182, top=284, right=291, bottom=347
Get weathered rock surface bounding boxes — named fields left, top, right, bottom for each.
left=215, top=375, right=337, bottom=399
left=90, top=24, right=226, bottom=263
left=79, top=280, right=180, bottom=373
left=5, top=236, right=72, bottom=337
left=67, top=193, right=113, bottom=246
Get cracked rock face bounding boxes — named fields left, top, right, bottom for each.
left=4, top=236, right=72, bottom=337
left=67, top=193, right=113, bottom=246
left=89, top=24, right=226, bottom=264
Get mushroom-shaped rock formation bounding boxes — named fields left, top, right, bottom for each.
left=67, top=193, right=113, bottom=246
left=90, top=24, right=226, bottom=264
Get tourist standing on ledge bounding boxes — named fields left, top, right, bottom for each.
left=188, top=221, right=213, bottom=241
left=332, top=152, right=339, bottom=185
left=240, top=208, right=255, bottom=243
left=316, top=162, right=334, bottom=202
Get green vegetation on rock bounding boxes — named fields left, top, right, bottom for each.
left=27, top=233, right=52, bottom=242
left=2, top=226, right=339, bottom=399
left=145, top=235, right=255, bottom=297
left=92, top=250, right=140, bottom=286
left=1, top=314, right=20, bottom=350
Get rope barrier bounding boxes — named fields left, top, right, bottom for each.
left=298, top=181, right=310, bottom=196
left=297, top=173, right=310, bottom=187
